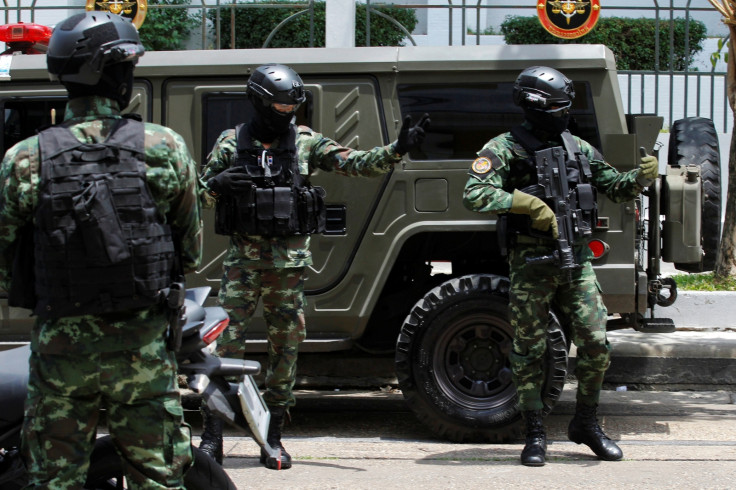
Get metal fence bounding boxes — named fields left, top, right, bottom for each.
left=2, top=0, right=732, bottom=132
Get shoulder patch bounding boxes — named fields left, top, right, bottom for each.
left=471, top=156, right=493, bottom=174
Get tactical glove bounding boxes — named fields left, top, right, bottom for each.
left=207, top=167, right=253, bottom=196
left=392, top=113, right=431, bottom=156
left=510, top=190, right=559, bottom=239
left=636, top=149, right=659, bottom=187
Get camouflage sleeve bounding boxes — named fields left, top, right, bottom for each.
left=146, top=125, right=203, bottom=274
left=199, top=129, right=236, bottom=209
left=578, top=137, right=644, bottom=203
left=462, top=135, right=515, bottom=214
left=0, top=137, right=39, bottom=290
left=298, top=127, right=401, bottom=177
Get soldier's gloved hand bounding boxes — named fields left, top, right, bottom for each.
left=510, top=190, right=559, bottom=239
left=392, top=113, right=431, bottom=156
left=207, top=167, right=252, bottom=196
left=637, top=153, right=659, bottom=187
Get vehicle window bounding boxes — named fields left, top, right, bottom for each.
left=201, top=91, right=313, bottom=166
left=2, top=98, right=67, bottom=155
left=397, top=81, right=600, bottom=161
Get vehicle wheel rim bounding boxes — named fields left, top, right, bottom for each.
left=432, top=312, right=516, bottom=409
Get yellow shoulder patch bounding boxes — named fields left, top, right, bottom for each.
left=471, top=156, right=493, bottom=174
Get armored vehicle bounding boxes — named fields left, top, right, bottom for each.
left=0, top=43, right=721, bottom=442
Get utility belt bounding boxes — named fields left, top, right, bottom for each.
left=215, top=184, right=326, bottom=237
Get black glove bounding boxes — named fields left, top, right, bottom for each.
left=207, top=167, right=253, bottom=196
left=392, top=113, right=430, bottom=156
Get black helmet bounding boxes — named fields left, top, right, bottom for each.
left=47, top=11, right=144, bottom=86
left=513, top=66, right=575, bottom=134
left=513, top=66, right=574, bottom=110
left=247, top=64, right=306, bottom=107
left=246, top=64, right=306, bottom=141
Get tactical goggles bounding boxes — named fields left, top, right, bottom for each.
left=272, top=102, right=299, bottom=114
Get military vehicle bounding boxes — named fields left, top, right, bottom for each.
left=0, top=39, right=722, bottom=442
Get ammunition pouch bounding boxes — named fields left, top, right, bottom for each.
left=298, top=185, right=327, bottom=235
left=214, top=122, right=326, bottom=237
left=215, top=185, right=325, bottom=237
left=574, top=183, right=597, bottom=237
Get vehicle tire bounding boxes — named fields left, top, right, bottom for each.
left=84, top=435, right=236, bottom=490
left=667, top=117, right=722, bottom=272
left=395, top=274, right=568, bottom=443
left=0, top=448, right=27, bottom=490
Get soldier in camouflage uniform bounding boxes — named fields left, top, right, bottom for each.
left=463, top=67, right=659, bottom=466
left=200, top=63, right=429, bottom=469
left=0, top=13, right=202, bottom=489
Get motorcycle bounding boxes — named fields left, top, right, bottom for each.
left=0, top=286, right=282, bottom=490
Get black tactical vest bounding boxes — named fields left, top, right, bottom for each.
left=504, top=127, right=598, bottom=240
left=214, top=123, right=326, bottom=237
left=34, top=118, right=175, bottom=318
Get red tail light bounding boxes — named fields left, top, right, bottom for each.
left=588, top=239, right=609, bottom=259
left=0, top=23, right=52, bottom=44
left=203, top=318, right=230, bottom=345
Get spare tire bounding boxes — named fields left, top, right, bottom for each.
left=667, top=117, right=722, bottom=272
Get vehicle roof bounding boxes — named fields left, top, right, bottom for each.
left=3, top=44, right=616, bottom=81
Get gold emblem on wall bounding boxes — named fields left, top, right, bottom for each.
left=537, top=0, right=600, bottom=39
left=86, top=0, right=147, bottom=29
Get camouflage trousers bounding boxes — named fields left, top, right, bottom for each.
left=21, top=335, right=192, bottom=489
left=217, top=265, right=306, bottom=409
left=508, top=244, right=610, bottom=411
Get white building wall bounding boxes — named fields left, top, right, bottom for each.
left=2, top=0, right=83, bottom=27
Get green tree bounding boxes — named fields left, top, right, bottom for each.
left=706, top=0, right=736, bottom=279
left=500, top=16, right=707, bottom=71
left=209, top=0, right=417, bottom=49
left=138, top=0, right=200, bottom=51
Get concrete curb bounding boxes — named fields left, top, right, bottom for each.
left=608, top=330, right=736, bottom=359
left=661, top=291, right=736, bottom=330
left=558, top=291, right=736, bottom=388
left=601, top=290, right=736, bottom=387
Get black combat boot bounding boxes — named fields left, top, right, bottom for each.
left=520, top=410, right=547, bottom=466
left=260, top=407, right=292, bottom=470
left=568, top=403, right=623, bottom=461
left=199, top=405, right=224, bottom=464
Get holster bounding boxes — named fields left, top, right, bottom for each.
left=165, top=278, right=186, bottom=352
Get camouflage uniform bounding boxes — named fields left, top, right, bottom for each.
left=0, top=96, right=203, bottom=489
left=462, top=125, right=644, bottom=411
left=201, top=125, right=400, bottom=409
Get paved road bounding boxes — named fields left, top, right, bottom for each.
left=192, top=385, right=736, bottom=489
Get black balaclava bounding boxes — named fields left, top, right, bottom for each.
left=524, top=107, right=570, bottom=136
left=249, top=95, right=294, bottom=143
left=64, top=62, right=135, bottom=110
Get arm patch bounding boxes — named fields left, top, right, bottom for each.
left=470, top=149, right=502, bottom=176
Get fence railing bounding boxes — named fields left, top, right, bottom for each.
left=620, top=71, right=730, bottom=132
left=1, top=0, right=732, bottom=132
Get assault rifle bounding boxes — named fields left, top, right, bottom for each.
left=523, top=146, right=595, bottom=280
